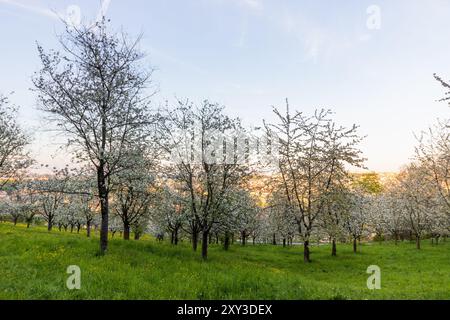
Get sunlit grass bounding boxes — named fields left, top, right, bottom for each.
left=0, top=223, right=449, bottom=300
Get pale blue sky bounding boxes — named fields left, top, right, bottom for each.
left=0, top=0, right=449, bottom=172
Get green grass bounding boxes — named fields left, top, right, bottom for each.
left=0, top=223, right=449, bottom=300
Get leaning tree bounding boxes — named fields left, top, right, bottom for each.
left=33, top=19, right=155, bottom=253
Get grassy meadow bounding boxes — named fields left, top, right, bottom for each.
left=0, top=223, right=449, bottom=300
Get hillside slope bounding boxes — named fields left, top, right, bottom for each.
left=0, top=224, right=449, bottom=300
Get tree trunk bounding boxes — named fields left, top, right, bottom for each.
left=201, top=230, right=208, bottom=260
left=283, top=238, right=286, bottom=248
left=86, top=221, right=91, bottom=237
left=272, top=233, right=277, bottom=245
left=224, top=232, right=230, bottom=251
left=353, top=238, right=357, bottom=253
left=97, top=165, right=109, bottom=254
left=123, top=223, right=130, bottom=240
left=27, top=221, right=31, bottom=228
left=241, top=231, right=246, bottom=246
left=416, top=236, right=421, bottom=250
left=209, top=233, right=214, bottom=244
left=331, top=239, right=337, bottom=256
left=174, top=228, right=179, bottom=245
left=303, top=240, right=311, bottom=263
left=48, top=221, right=53, bottom=232
left=192, top=232, right=198, bottom=251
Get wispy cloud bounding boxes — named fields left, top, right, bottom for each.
left=274, top=8, right=357, bottom=63
left=207, top=0, right=263, bottom=13
left=213, top=1, right=331, bottom=61
left=0, top=0, right=59, bottom=20
left=145, top=45, right=207, bottom=76
left=276, top=10, right=330, bottom=62
left=235, top=17, right=249, bottom=48
left=205, top=0, right=263, bottom=48
left=236, top=0, right=263, bottom=11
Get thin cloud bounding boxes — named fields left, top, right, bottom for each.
left=277, top=10, right=329, bottom=62
left=0, top=0, right=59, bottom=20
left=275, top=9, right=357, bottom=63
left=145, top=45, right=207, bottom=76
left=237, top=0, right=263, bottom=11
left=207, top=0, right=263, bottom=13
